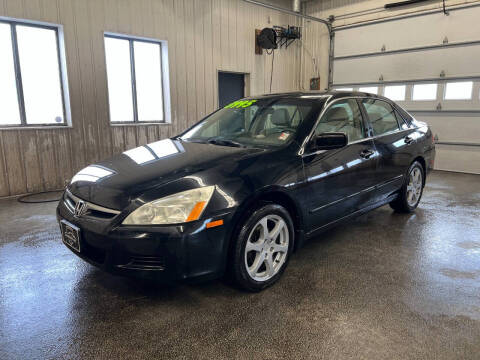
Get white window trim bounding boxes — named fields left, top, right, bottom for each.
left=103, top=32, right=172, bottom=126
left=383, top=84, right=407, bottom=102
left=411, top=83, right=438, bottom=101
left=0, top=16, right=71, bottom=129
left=358, top=86, right=380, bottom=95
left=443, top=81, right=474, bottom=101
left=333, top=79, right=480, bottom=112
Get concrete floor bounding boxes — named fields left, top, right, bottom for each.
left=0, top=171, right=479, bottom=359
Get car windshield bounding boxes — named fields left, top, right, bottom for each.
left=180, top=98, right=316, bottom=148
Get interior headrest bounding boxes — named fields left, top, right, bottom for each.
left=271, top=108, right=290, bottom=126
left=325, top=107, right=349, bottom=122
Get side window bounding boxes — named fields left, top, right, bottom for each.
left=362, top=99, right=400, bottom=136
left=394, top=105, right=413, bottom=130
left=315, top=99, right=366, bottom=143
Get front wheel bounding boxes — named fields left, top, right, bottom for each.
left=390, top=161, right=424, bottom=213
left=231, top=204, right=294, bottom=292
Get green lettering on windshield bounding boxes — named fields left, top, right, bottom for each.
left=224, top=100, right=258, bottom=109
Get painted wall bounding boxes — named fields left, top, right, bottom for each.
left=0, top=0, right=305, bottom=197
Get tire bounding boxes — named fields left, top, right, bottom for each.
left=390, top=161, right=425, bottom=213
left=231, top=203, right=294, bottom=292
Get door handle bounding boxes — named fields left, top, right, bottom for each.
left=404, top=136, right=414, bottom=145
left=360, top=149, right=375, bottom=159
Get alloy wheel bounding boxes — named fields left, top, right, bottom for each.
left=406, top=167, right=423, bottom=207
left=244, top=214, right=289, bottom=282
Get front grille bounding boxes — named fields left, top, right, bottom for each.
left=64, top=189, right=121, bottom=220
left=118, top=256, right=166, bottom=271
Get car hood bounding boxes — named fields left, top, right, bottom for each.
left=68, top=139, right=264, bottom=210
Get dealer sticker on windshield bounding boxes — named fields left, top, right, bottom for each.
left=278, top=132, right=290, bottom=141
left=224, top=100, right=258, bottom=109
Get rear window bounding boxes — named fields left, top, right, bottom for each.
left=362, top=99, right=400, bottom=136
left=392, top=103, right=413, bottom=127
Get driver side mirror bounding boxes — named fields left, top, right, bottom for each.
left=310, top=132, right=347, bottom=151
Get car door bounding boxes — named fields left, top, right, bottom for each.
left=302, top=98, right=379, bottom=233
left=360, top=98, right=417, bottom=203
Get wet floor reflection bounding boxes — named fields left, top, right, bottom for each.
left=1, top=172, right=479, bottom=359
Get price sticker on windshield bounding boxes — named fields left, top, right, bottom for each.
left=278, top=132, right=290, bottom=141
left=224, top=100, right=258, bottom=109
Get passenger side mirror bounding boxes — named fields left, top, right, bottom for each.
left=310, top=132, right=347, bottom=150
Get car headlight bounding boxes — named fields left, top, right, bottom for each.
left=122, top=186, right=215, bottom=225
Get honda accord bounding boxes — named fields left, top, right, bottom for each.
left=57, top=91, right=435, bottom=291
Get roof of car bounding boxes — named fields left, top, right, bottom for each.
left=247, top=90, right=390, bottom=102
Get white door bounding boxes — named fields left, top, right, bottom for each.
left=332, top=4, right=480, bottom=174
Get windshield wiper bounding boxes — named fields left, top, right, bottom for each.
left=207, top=138, right=245, bottom=148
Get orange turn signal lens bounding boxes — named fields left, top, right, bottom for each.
left=206, top=219, right=224, bottom=229
left=185, top=201, right=207, bottom=222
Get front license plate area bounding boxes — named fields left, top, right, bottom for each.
left=60, top=220, right=81, bottom=253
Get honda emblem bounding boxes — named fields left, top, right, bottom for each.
left=74, top=200, right=88, bottom=217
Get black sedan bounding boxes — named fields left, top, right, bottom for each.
left=57, top=91, right=435, bottom=291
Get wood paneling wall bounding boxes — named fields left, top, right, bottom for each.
left=0, top=0, right=302, bottom=197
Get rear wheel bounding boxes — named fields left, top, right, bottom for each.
left=231, top=204, right=294, bottom=292
left=390, top=161, right=424, bottom=213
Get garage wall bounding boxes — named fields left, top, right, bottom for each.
left=298, top=15, right=330, bottom=92
left=305, top=0, right=480, bottom=174
left=0, top=0, right=302, bottom=197
left=304, top=0, right=480, bottom=90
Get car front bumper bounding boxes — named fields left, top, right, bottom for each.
left=56, top=198, right=235, bottom=283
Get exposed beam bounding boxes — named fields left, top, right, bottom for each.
left=241, top=0, right=331, bottom=32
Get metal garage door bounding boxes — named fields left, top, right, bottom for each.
left=332, top=4, right=480, bottom=174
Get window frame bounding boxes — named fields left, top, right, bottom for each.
left=360, top=98, right=403, bottom=137
left=334, top=87, right=354, bottom=92
left=301, top=96, right=415, bottom=156
left=0, top=17, right=69, bottom=128
left=358, top=86, right=379, bottom=95
left=443, top=81, right=473, bottom=100
left=104, top=33, right=169, bottom=125
left=332, top=80, right=480, bottom=113
left=412, top=83, right=438, bottom=101
left=313, top=98, right=368, bottom=144
left=383, top=84, right=407, bottom=101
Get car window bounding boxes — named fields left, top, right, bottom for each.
left=314, top=99, right=366, bottom=143
left=362, top=99, right=400, bottom=136
left=249, top=104, right=309, bottom=135
left=393, top=104, right=413, bottom=129
left=181, top=99, right=315, bottom=148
